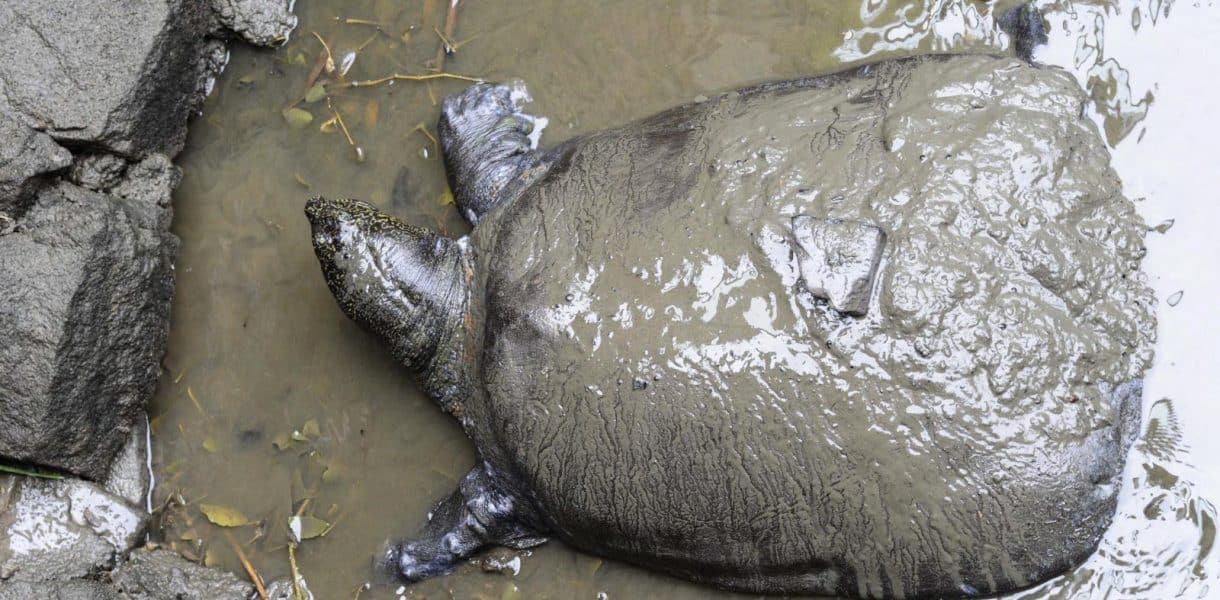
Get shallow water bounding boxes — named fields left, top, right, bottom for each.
left=152, top=1, right=1219, bottom=598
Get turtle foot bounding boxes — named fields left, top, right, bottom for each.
left=439, top=82, right=545, bottom=225
left=385, top=462, right=548, bottom=582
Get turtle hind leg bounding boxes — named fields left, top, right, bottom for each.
left=438, top=82, right=545, bottom=225
left=385, top=463, right=548, bottom=582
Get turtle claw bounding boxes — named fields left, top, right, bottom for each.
left=385, top=463, right=548, bottom=584
left=439, top=82, right=545, bottom=225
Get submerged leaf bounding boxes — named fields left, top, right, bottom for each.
left=288, top=514, right=331, bottom=543
left=365, top=100, right=380, bottom=127
left=282, top=107, right=314, bottom=129
left=272, top=432, right=294, bottom=450
left=201, top=436, right=219, bottom=453
left=439, top=190, right=454, bottom=206
left=304, top=83, right=327, bottom=104
left=302, top=419, right=320, bottom=438
left=200, top=503, right=251, bottom=527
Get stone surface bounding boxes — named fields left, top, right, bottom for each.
left=102, top=421, right=150, bottom=510
left=110, top=549, right=253, bottom=600
left=791, top=215, right=886, bottom=316
left=0, top=0, right=218, bottom=158
left=0, top=181, right=176, bottom=480
left=0, top=476, right=148, bottom=582
left=68, top=155, right=129, bottom=193
left=0, top=580, right=117, bottom=600
left=0, top=111, right=72, bottom=215
left=211, top=0, right=298, bottom=46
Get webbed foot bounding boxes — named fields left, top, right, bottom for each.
left=385, top=463, right=547, bottom=582
left=438, top=83, right=546, bottom=225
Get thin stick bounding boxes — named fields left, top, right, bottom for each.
left=311, top=32, right=336, bottom=73
left=342, top=17, right=386, bottom=28
left=410, top=122, right=440, bottom=156
left=288, top=543, right=304, bottom=600
left=224, top=530, right=268, bottom=600
left=334, top=72, right=483, bottom=89
left=433, top=0, right=460, bottom=71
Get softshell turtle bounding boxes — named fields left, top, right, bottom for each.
left=304, top=51, right=1154, bottom=597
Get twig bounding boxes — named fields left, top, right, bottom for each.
left=329, top=105, right=365, bottom=162
left=288, top=543, right=305, bottom=600
left=286, top=37, right=332, bottom=110
left=342, top=17, right=386, bottom=28
left=224, top=530, right=268, bottom=600
left=433, top=0, right=460, bottom=71
left=310, top=31, right=336, bottom=74
left=333, top=72, right=483, bottom=89
left=410, top=123, right=440, bottom=156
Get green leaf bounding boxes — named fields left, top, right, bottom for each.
left=304, top=83, right=327, bottom=104
left=0, top=463, right=63, bottom=480
left=288, top=514, right=331, bottom=543
left=302, top=419, right=320, bottom=438
left=282, top=107, right=313, bottom=129
left=200, top=503, right=252, bottom=527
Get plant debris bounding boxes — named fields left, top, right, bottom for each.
left=200, top=503, right=253, bottom=527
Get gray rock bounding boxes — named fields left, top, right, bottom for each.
left=0, top=580, right=117, bottom=600
left=211, top=0, right=297, bottom=46
left=110, top=549, right=253, bottom=600
left=68, top=155, right=128, bottom=193
left=112, top=155, right=183, bottom=233
left=102, top=421, right=150, bottom=510
left=0, top=476, right=148, bottom=582
left=0, top=181, right=176, bottom=480
left=791, top=216, right=887, bottom=317
left=0, top=0, right=217, bottom=157
left=0, top=111, right=72, bottom=215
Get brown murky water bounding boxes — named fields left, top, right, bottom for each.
left=151, top=1, right=1218, bottom=598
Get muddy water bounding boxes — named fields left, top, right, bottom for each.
left=152, top=1, right=1218, bottom=598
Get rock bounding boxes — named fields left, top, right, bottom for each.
left=110, top=548, right=253, bottom=600
left=211, top=0, right=297, bottom=47
left=0, top=181, right=176, bottom=480
left=791, top=216, right=887, bottom=317
left=0, top=111, right=72, bottom=215
left=0, top=476, right=148, bottom=582
left=68, top=155, right=128, bottom=193
left=0, top=0, right=218, bottom=157
left=0, top=580, right=117, bottom=600
left=102, top=421, right=150, bottom=510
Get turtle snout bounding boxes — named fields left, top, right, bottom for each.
left=305, top=196, right=352, bottom=252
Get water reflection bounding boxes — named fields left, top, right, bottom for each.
left=154, top=0, right=1219, bottom=598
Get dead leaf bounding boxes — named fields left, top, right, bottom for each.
left=288, top=514, right=331, bottom=543
left=200, top=503, right=252, bottom=527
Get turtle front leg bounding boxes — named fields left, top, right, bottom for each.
left=438, top=83, right=547, bottom=225
left=386, top=463, right=548, bottom=582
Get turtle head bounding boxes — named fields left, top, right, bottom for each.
left=305, top=197, right=469, bottom=384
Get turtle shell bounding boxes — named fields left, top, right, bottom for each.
left=461, top=55, right=1153, bottom=597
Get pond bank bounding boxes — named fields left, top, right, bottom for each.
left=0, top=0, right=294, bottom=597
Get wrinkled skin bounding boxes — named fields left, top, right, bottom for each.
left=306, top=52, right=1154, bottom=599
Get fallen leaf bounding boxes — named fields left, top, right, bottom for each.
left=288, top=514, right=331, bottom=543
left=365, top=100, right=380, bottom=128
left=302, top=419, right=321, bottom=438
left=200, top=503, right=252, bottom=527
left=282, top=108, right=314, bottom=129
left=201, top=436, right=219, bottom=453
left=272, top=432, right=294, bottom=450
left=304, top=83, right=327, bottom=104
left=439, top=190, right=454, bottom=206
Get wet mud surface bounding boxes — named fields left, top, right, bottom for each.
left=152, top=1, right=1218, bottom=598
